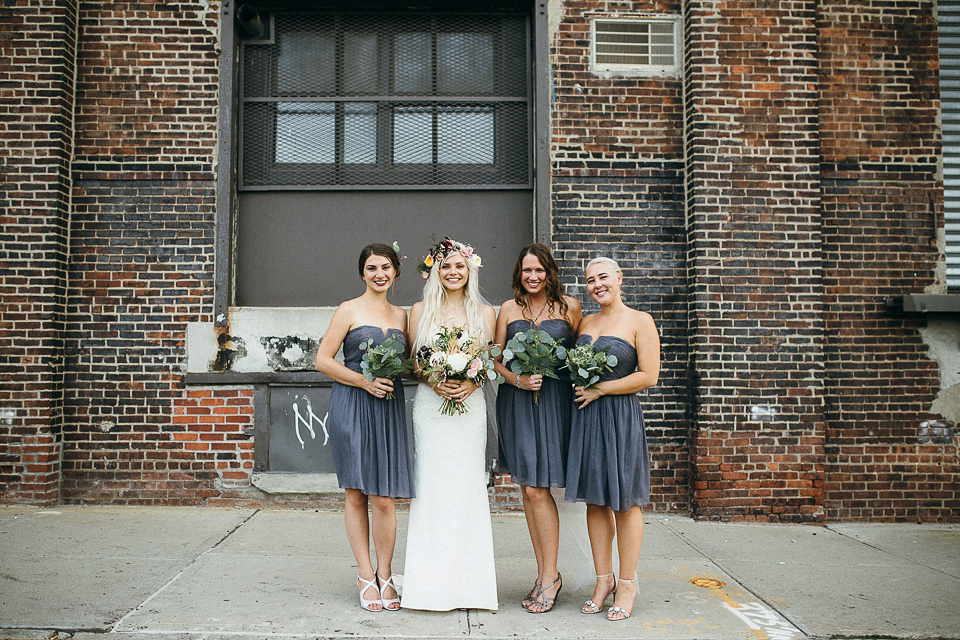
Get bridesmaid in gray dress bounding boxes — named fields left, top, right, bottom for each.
left=494, top=244, right=581, bottom=614
left=315, top=243, right=413, bottom=613
left=564, top=257, right=660, bottom=622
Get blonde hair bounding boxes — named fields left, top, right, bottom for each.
left=586, top=256, right=622, bottom=274
left=414, top=253, right=489, bottom=351
left=585, top=256, right=624, bottom=302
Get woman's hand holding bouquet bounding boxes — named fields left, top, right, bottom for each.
left=416, top=326, right=503, bottom=415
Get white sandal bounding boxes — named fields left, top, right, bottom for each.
left=377, top=573, right=401, bottom=611
left=357, top=574, right=381, bottom=612
left=607, top=578, right=636, bottom=621
left=582, top=572, right=615, bottom=614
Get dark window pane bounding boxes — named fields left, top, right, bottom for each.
left=241, top=12, right=530, bottom=187
left=278, top=32, right=335, bottom=95
left=437, top=33, right=494, bottom=94
left=393, top=33, right=432, bottom=95
left=343, top=33, right=379, bottom=95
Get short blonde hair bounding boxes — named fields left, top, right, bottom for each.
left=586, top=256, right=622, bottom=274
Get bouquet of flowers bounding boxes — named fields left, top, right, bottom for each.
left=563, top=342, right=618, bottom=388
left=358, top=335, right=409, bottom=400
left=415, top=326, right=503, bottom=415
left=501, top=329, right=568, bottom=404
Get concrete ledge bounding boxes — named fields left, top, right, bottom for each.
left=185, top=371, right=332, bottom=385
left=251, top=472, right=343, bottom=494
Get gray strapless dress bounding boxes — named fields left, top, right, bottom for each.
left=564, top=335, right=650, bottom=512
left=327, top=325, right=414, bottom=499
left=495, top=318, right=574, bottom=488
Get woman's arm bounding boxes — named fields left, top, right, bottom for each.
left=315, top=303, right=394, bottom=396
left=410, top=301, right=453, bottom=399
left=565, top=295, right=583, bottom=333
left=492, top=301, right=535, bottom=388
left=407, top=302, right=425, bottom=378
left=481, top=304, right=498, bottom=343
left=574, top=311, right=660, bottom=408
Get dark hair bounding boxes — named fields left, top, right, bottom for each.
left=358, top=243, right=402, bottom=278
left=511, top=243, right=569, bottom=320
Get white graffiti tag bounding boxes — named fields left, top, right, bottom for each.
left=723, top=601, right=803, bottom=640
left=292, top=395, right=329, bottom=449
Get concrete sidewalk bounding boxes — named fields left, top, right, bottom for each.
left=0, top=506, right=958, bottom=640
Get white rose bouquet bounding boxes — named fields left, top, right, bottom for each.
left=415, top=325, right=503, bottom=415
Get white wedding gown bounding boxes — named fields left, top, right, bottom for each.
left=401, top=380, right=499, bottom=611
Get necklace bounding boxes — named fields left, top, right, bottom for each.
left=524, top=297, right=549, bottom=327
left=442, top=303, right=465, bottom=326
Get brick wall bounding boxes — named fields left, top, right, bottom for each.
left=1, top=0, right=955, bottom=520
left=550, top=1, right=691, bottom=513
left=817, top=1, right=957, bottom=521
left=0, top=0, right=78, bottom=504
left=56, top=2, right=222, bottom=504
left=684, top=0, right=826, bottom=521
left=676, top=0, right=955, bottom=522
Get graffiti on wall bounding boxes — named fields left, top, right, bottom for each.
left=292, top=394, right=328, bottom=449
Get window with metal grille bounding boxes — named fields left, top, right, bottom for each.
left=939, top=1, right=960, bottom=290
left=590, top=17, right=679, bottom=76
left=240, top=12, right=530, bottom=189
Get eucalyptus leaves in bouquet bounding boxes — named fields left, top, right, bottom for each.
left=501, top=329, right=567, bottom=404
left=564, top=342, right=618, bottom=388
left=358, top=335, right=409, bottom=399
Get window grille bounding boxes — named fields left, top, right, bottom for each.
left=939, top=1, right=960, bottom=290
left=590, top=17, right=679, bottom=76
left=240, top=12, right=531, bottom=189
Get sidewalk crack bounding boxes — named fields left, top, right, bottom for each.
left=108, top=508, right=261, bottom=633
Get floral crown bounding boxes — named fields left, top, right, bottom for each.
left=416, top=237, right=482, bottom=280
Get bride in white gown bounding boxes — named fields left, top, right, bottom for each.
left=402, top=237, right=499, bottom=611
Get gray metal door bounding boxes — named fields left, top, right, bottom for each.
left=236, top=190, right=532, bottom=306
left=236, top=9, right=534, bottom=306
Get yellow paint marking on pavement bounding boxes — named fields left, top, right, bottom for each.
left=691, top=576, right=805, bottom=640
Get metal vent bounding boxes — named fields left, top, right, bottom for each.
left=940, top=2, right=960, bottom=290
left=591, top=18, right=678, bottom=72
left=240, top=12, right=531, bottom=189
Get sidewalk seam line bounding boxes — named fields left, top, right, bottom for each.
left=108, top=508, right=262, bottom=634
left=658, top=519, right=812, bottom=637
left=826, top=524, right=960, bottom=579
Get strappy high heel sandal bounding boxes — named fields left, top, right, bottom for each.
left=581, top=572, right=615, bottom=614
left=526, top=573, right=562, bottom=614
left=377, top=573, right=401, bottom=611
left=607, top=577, right=636, bottom=621
left=521, top=579, right=542, bottom=608
left=357, top=574, right=382, bottom=612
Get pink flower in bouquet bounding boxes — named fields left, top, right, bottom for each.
left=467, top=358, right=484, bottom=379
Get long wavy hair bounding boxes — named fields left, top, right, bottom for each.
left=414, top=251, right=488, bottom=350
left=512, top=243, right=569, bottom=320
